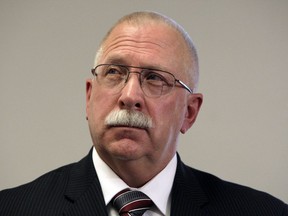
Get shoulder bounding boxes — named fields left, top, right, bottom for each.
left=0, top=162, right=75, bottom=215
left=0, top=149, right=94, bottom=215
left=1, top=162, right=73, bottom=194
left=176, top=157, right=288, bottom=215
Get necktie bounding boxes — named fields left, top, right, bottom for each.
left=112, top=189, right=153, bottom=216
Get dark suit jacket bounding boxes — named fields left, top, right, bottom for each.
left=1, top=148, right=287, bottom=215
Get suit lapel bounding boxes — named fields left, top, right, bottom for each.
left=170, top=154, right=209, bottom=216
left=61, top=150, right=209, bottom=215
left=63, top=148, right=108, bottom=216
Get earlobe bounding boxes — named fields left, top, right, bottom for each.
left=180, top=93, right=203, bottom=134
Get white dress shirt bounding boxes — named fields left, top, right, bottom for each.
left=92, top=147, right=177, bottom=216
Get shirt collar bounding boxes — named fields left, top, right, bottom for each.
left=92, top=147, right=177, bottom=215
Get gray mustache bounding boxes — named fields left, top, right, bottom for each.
left=105, top=110, right=153, bottom=129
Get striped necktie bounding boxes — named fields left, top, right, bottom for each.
left=112, top=189, right=154, bottom=216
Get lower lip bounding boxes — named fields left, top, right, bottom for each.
left=109, top=126, right=147, bottom=131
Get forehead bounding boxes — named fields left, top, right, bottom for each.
left=99, top=23, right=186, bottom=74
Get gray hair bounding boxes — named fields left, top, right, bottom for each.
left=94, top=11, right=199, bottom=91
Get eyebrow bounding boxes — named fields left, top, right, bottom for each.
left=104, top=56, right=127, bottom=65
left=104, top=55, right=170, bottom=72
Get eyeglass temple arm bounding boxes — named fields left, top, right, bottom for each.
left=176, top=80, right=193, bottom=93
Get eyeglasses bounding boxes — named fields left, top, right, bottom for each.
left=91, top=64, right=193, bottom=98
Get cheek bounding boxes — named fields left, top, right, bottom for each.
left=88, top=92, right=117, bottom=144
left=88, top=90, right=114, bottom=124
left=152, top=100, right=185, bottom=133
left=161, top=98, right=186, bottom=131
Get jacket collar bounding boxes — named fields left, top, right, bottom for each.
left=63, top=147, right=108, bottom=216
left=62, top=149, right=209, bottom=215
left=170, top=153, right=209, bottom=215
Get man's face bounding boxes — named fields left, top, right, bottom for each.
left=86, top=22, right=202, bottom=169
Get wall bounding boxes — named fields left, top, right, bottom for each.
left=1, top=0, right=287, bottom=202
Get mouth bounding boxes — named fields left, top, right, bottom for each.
left=106, top=124, right=149, bottom=130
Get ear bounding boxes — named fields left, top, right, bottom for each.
left=86, top=79, right=93, bottom=120
left=180, top=93, right=203, bottom=134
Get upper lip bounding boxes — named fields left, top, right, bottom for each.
left=107, top=124, right=148, bottom=130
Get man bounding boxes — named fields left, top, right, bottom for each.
left=0, top=11, right=287, bottom=216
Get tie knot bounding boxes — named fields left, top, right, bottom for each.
left=112, top=189, right=153, bottom=216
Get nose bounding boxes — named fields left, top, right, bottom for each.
left=118, top=73, right=144, bottom=110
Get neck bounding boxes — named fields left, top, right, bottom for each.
left=98, top=151, right=172, bottom=188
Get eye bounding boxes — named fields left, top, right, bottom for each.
left=104, top=66, right=123, bottom=76
left=144, top=71, right=166, bottom=82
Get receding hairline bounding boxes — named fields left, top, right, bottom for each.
left=94, top=11, right=199, bottom=91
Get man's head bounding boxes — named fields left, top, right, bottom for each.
left=95, top=11, right=199, bottom=91
left=86, top=11, right=203, bottom=186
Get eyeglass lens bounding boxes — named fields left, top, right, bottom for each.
left=94, top=64, right=175, bottom=97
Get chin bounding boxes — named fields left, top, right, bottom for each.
left=108, top=139, right=145, bottom=160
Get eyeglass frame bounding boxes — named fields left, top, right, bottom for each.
left=91, top=63, right=193, bottom=97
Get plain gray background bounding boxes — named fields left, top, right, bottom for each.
left=1, top=0, right=287, bottom=203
